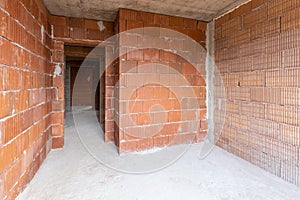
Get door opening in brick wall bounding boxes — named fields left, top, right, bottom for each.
left=64, top=45, right=105, bottom=129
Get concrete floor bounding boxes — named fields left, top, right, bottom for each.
left=17, top=110, right=300, bottom=200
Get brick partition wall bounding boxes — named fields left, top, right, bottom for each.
left=0, top=0, right=53, bottom=199
left=49, top=16, right=115, bottom=147
left=214, top=0, right=300, bottom=186
left=0, top=2, right=115, bottom=198
left=113, top=9, right=208, bottom=153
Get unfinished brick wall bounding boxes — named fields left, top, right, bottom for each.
left=0, top=0, right=53, bottom=199
left=214, top=0, right=300, bottom=186
left=112, top=9, right=208, bottom=153
left=50, top=16, right=115, bottom=147
left=0, top=2, right=115, bottom=198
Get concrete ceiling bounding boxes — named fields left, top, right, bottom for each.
left=43, top=0, right=250, bottom=22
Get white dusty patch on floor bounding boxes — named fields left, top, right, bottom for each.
left=17, top=111, right=300, bottom=200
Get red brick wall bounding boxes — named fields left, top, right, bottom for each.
left=49, top=16, right=115, bottom=147
left=214, top=0, right=300, bottom=186
left=50, top=16, right=114, bottom=43
left=0, top=0, right=53, bottom=199
left=0, top=2, right=115, bottom=198
left=113, top=9, right=208, bottom=153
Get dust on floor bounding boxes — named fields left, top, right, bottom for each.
left=17, top=111, right=300, bottom=200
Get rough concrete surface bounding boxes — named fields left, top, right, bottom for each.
left=17, top=110, right=300, bottom=200
left=42, top=0, right=250, bottom=22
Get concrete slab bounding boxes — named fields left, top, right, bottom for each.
left=17, top=110, right=300, bottom=200
left=42, top=0, right=250, bottom=22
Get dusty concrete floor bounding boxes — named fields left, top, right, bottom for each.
left=17, top=110, right=300, bottom=200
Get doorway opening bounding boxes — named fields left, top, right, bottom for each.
left=64, top=45, right=105, bottom=129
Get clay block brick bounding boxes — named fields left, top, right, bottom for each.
left=266, top=69, right=300, bottom=87
left=160, top=123, right=179, bottom=135
left=269, top=0, right=299, bottom=19
left=53, top=75, right=63, bottom=88
left=197, top=21, right=207, bottom=31
left=264, top=17, right=281, bottom=36
left=281, top=8, right=300, bottom=31
left=52, top=136, right=64, bottom=149
left=103, top=21, right=114, bottom=32
left=241, top=102, right=265, bottom=118
left=52, top=40, right=64, bottom=51
left=186, top=74, right=206, bottom=86
left=70, top=27, right=87, bottom=39
left=126, top=49, right=143, bottom=61
left=0, top=141, right=16, bottom=174
left=230, top=2, right=252, bottom=19
left=282, top=48, right=300, bottom=68
left=4, top=159, right=21, bottom=194
left=279, top=124, right=300, bottom=146
left=251, top=0, right=266, bottom=9
left=153, top=14, right=169, bottom=26
left=126, top=20, right=143, bottom=30
left=200, top=120, right=208, bottom=130
left=4, top=68, right=21, bottom=90
left=87, top=29, right=103, bottom=40
left=240, top=71, right=265, bottom=87
left=181, top=63, right=196, bottom=75
left=120, top=60, right=138, bottom=73
left=51, top=51, right=64, bottom=63
left=51, top=112, right=64, bottom=125
left=119, top=9, right=138, bottom=21
left=68, top=18, right=85, bottom=28
left=169, top=16, right=184, bottom=27
left=183, top=18, right=197, bottom=29
left=153, top=136, right=170, bottom=148
left=169, top=39, right=184, bottom=51
left=281, top=88, right=300, bottom=106
left=266, top=104, right=298, bottom=126
left=51, top=124, right=64, bottom=137
left=225, top=101, right=240, bottom=114
left=228, top=30, right=250, bottom=46
left=168, top=111, right=181, bottom=122
left=136, top=87, right=154, bottom=99
left=0, top=68, right=3, bottom=91
left=159, top=50, right=175, bottom=62
left=53, top=25, right=69, bottom=38
left=152, top=87, right=170, bottom=99
left=243, top=6, right=267, bottom=29
left=230, top=114, right=249, bottom=131
left=264, top=88, right=281, bottom=104
left=250, top=88, right=264, bottom=102
left=222, top=17, right=241, bottom=37
left=15, top=90, right=29, bottom=112
left=186, top=29, right=203, bottom=42
left=2, top=114, right=22, bottom=144
left=52, top=100, right=64, bottom=111
left=105, top=131, right=115, bottom=142
left=119, top=140, right=137, bottom=152
left=119, top=33, right=138, bottom=47
left=84, top=19, right=98, bottom=30
left=215, top=13, right=230, bottom=27
left=251, top=17, right=281, bottom=40
left=280, top=29, right=300, bottom=50
left=137, top=11, right=155, bottom=24
left=0, top=92, right=14, bottom=118
left=137, top=61, right=157, bottom=73
left=143, top=49, right=159, bottom=61
left=250, top=118, right=279, bottom=139
left=228, top=87, right=250, bottom=101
